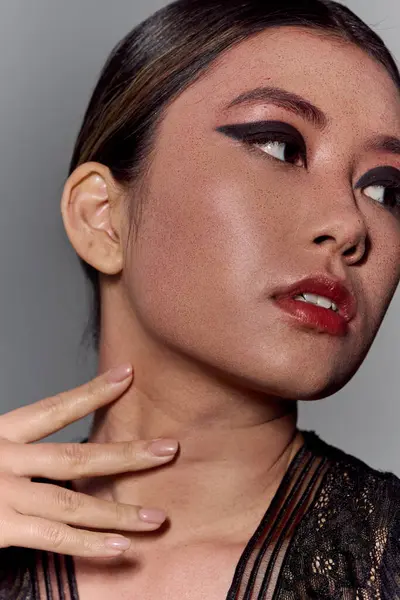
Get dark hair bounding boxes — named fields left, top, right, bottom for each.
left=68, top=0, right=400, bottom=352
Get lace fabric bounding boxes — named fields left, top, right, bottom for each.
left=275, top=434, right=400, bottom=599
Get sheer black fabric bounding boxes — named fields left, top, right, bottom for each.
left=0, top=430, right=398, bottom=599
left=273, top=433, right=400, bottom=600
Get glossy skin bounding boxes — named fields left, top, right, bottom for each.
left=91, top=28, right=400, bottom=405
left=61, top=25, right=400, bottom=596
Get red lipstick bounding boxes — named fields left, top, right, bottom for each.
left=272, top=275, right=357, bottom=336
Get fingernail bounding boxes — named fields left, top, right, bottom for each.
left=106, top=364, right=133, bottom=383
left=104, top=536, right=131, bottom=551
left=148, top=438, right=178, bottom=457
left=138, top=508, right=167, bottom=524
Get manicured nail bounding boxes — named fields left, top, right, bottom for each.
left=138, top=508, right=167, bottom=524
left=104, top=536, right=131, bottom=551
left=148, top=438, right=179, bottom=457
left=106, top=364, right=133, bottom=383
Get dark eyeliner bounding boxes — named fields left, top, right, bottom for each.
left=216, top=120, right=307, bottom=167
left=354, top=165, right=400, bottom=190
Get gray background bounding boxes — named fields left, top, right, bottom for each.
left=0, top=1, right=398, bottom=474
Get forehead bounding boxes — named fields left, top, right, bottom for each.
left=166, top=27, right=400, bottom=135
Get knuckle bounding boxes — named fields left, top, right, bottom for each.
left=82, top=535, right=98, bottom=552
left=41, top=392, right=65, bottom=415
left=122, top=440, right=139, bottom=463
left=40, top=523, right=67, bottom=549
left=53, top=487, right=84, bottom=514
left=114, top=502, right=128, bottom=523
left=59, top=444, right=87, bottom=471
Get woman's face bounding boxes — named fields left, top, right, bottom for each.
left=121, top=26, right=400, bottom=400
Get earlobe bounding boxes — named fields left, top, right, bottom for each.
left=60, top=162, right=124, bottom=275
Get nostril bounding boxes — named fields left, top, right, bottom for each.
left=314, top=235, right=332, bottom=245
left=343, top=245, right=358, bottom=257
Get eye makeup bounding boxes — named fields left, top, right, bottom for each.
left=355, top=166, right=400, bottom=209
left=216, top=120, right=308, bottom=168
left=354, top=166, right=400, bottom=189
left=216, top=120, right=400, bottom=212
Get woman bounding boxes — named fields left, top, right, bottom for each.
left=0, top=0, right=399, bottom=598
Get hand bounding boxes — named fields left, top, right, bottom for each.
left=0, top=364, right=178, bottom=557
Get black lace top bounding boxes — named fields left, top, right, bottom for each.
left=0, top=430, right=399, bottom=599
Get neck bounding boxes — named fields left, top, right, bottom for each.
left=79, top=316, right=304, bottom=546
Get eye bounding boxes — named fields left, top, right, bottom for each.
left=253, top=138, right=305, bottom=167
left=216, top=121, right=307, bottom=168
left=363, top=184, right=400, bottom=208
left=355, top=166, right=400, bottom=211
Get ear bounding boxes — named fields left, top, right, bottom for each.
left=60, top=162, right=125, bottom=275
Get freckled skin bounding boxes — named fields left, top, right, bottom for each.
left=68, top=29, right=400, bottom=590
left=106, top=27, right=400, bottom=406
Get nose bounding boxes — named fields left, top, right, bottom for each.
left=309, top=190, right=368, bottom=265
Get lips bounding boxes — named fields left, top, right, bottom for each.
left=272, top=274, right=358, bottom=336
left=272, top=275, right=357, bottom=321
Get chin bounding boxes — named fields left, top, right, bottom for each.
left=238, top=346, right=363, bottom=402
left=261, top=372, right=350, bottom=402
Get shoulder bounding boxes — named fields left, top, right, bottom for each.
left=302, top=428, right=400, bottom=509
left=302, top=429, right=400, bottom=536
left=299, top=430, right=400, bottom=596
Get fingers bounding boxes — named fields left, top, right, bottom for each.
left=0, top=438, right=179, bottom=479
left=0, top=362, right=180, bottom=558
left=0, top=364, right=133, bottom=443
left=6, top=477, right=166, bottom=534
left=1, top=512, right=135, bottom=558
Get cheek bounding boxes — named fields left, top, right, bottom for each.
left=126, top=161, right=259, bottom=323
left=122, top=145, right=288, bottom=364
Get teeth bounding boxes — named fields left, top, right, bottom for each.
left=305, top=293, right=331, bottom=309
left=294, top=293, right=339, bottom=313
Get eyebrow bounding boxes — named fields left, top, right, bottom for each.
left=223, top=86, right=328, bottom=130
left=365, top=135, right=400, bottom=157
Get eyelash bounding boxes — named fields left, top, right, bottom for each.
left=239, top=130, right=400, bottom=211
